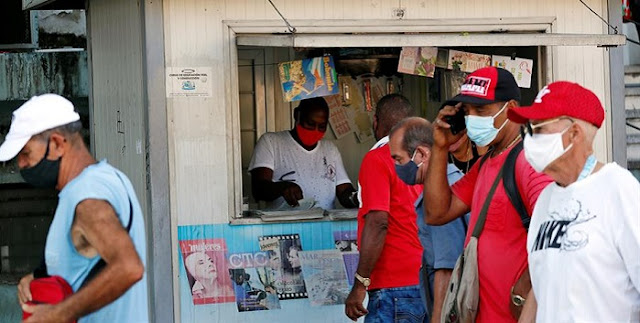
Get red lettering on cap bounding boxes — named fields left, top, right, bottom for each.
left=460, top=76, right=491, bottom=97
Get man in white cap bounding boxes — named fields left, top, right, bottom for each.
left=1, top=94, right=149, bottom=322
left=507, top=81, right=640, bottom=322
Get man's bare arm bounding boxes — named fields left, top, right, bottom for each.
left=250, top=168, right=303, bottom=206
left=345, top=211, right=389, bottom=321
left=423, top=145, right=470, bottom=225
left=431, top=269, right=453, bottom=323
left=44, top=199, right=143, bottom=321
left=517, top=288, right=537, bottom=323
left=335, top=183, right=357, bottom=208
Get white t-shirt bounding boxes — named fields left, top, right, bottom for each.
left=527, top=163, right=640, bottom=323
left=248, top=131, right=351, bottom=210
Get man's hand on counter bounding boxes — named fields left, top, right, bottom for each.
left=281, top=181, right=303, bottom=207
left=336, top=183, right=358, bottom=209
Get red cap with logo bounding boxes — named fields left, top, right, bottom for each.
left=446, top=66, right=521, bottom=106
left=507, top=81, right=605, bottom=128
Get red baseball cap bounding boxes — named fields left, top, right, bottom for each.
left=446, top=66, right=521, bottom=106
left=507, top=81, right=605, bottom=128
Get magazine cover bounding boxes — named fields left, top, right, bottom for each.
left=278, top=56, right=339, bottom=102
left=333, top=230, right=358, bottom=252
left=447, top=50, right=491, bottom=73
left=258, top=234, right=308, bottom=299
left=228, top=251, right=281, bottom=312
left=342, top=252, right=359, bottom=287
left=397, top=47, right=438, bottom=77
left=491, top=55, right=533, bottom=88
left=178, top=238, right=235, bottom=305
left=299, top=250, right=350, bottom=306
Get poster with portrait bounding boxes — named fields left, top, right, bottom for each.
left=299, top=250, right=350, bottom=306
left=178, top=239, right=235, bottom=305
left=227, top=252, right=281, bottom=312
left=278, top=56, right=339, bottom=102
left=258, top=234, right=308, bottom=299
left=333, top=230, right=358, bottom=252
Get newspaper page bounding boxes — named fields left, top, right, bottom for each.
left=299, top=250, right=350, bottom=306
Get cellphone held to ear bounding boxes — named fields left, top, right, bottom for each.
left=443, top=108, right=466, bottom=135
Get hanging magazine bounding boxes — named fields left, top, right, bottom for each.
left=258, top=234, right=308, bottom=299
left=299, top=250, right=350, bottom=306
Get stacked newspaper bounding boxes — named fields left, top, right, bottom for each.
left=324, top=209, right=358, bottom=221
left=254, top=198, right=325, bottom=222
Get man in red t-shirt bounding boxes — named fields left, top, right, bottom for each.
left=423, top=67, right=552, bottom=323
left=344, top=94, right=425, bottom=322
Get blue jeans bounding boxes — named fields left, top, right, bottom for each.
left=365, top=285, right=426, bottom=323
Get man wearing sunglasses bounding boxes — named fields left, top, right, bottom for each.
left=424, top=67, right=552, bottom=323
left=507, top=81, right=640, bottom=322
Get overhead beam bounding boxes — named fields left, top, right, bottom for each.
left=237, top=33, right=626, bottom=48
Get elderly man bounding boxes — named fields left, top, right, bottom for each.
left=344, top=94, right=424, bottom=322
left=1, top=94, right=148, bottom=322
left=249, top=97, right=357, bottom=209
left=424, top=67, right=552, bottom=322
left=507, top=81, right=640, bottom=322
left=388, top=117, right=469, bottom=323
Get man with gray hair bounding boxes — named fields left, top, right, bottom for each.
left=0, top=94, right=149, bottom=322
left=388, top=117, right=469, bottom=323
left=508, top=81, right=640, bottom=322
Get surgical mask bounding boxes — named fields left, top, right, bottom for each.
left=295, top=124, right=325, bottom=146
left=20, top=137, right=61, bottom=188
left=523, top=126, right=573, bottom=173
left=395, top=150, right=422, bottom=186
left=465, top=102, right=509, bottom=147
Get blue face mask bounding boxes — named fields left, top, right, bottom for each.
left=395, top=150, right=422, bottom=186
left=464, top=102, right=509, bottom=147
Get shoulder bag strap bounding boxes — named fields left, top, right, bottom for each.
left=471, top=163, right=506, bottom=238
left=79, top=172, right=133, bottom=289
left=502, top=141, right=530, bottom=231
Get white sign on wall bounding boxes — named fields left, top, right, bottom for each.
left=166, top=67, right=213, bottom=97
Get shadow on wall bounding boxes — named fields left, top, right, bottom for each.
left=0, top=284, right=21, bottom=322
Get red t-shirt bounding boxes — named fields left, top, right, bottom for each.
left=357, top=144, right=423, bottom=290
left=451, top=145, right=552, bottom=323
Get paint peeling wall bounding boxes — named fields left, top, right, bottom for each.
left=0, top=52, right=88, bottom=101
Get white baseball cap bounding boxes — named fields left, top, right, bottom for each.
left=0, top=94, right=80, bottom=162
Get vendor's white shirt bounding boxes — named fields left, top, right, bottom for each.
left=248, top=131, right=351, bottom=210
left=527, top=163, right=640, bottom=323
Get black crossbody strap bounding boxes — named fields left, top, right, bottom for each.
left=471, top=163, right=506, bottom=238
left=79, top=172, right=133, bottom=289
left=502, top=141, right=530, bottom=231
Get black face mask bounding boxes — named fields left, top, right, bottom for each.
left=20, top=138, right=61, bottom=188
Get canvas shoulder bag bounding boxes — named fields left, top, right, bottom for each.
left=441, top=163, right=506, bottom=323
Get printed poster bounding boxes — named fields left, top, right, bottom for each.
left=342, top=252, right=359, bottom=287
left=258, top=234, right=307, bottom=299
left=492, top=55, right=533, bottom=88
left=324, top=94, right=353, bottom=139
left=178, top=239, right=235, bottom=305
left=447, top=50, right=491, bottom=73
left=166, top=67, right=213, bottom=97
left=228, top=252, right=281, bottom=312
left=299, top=250, right=350, bottom=306
left=333, top=230, right=358, bottom=252
left=278, top=56, right=339, bottom=102
left=397, top=47, right=438, bottom=77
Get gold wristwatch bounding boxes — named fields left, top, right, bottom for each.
left=355, top=272, right=371, bottom=288
left=510, top=286, right=526, bottom=306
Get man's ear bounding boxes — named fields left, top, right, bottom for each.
left=48, top=133, right=67, bottom=158
left=415, top=146, right=431, bottom=164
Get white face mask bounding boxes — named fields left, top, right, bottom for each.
left=523, top=126, right=573, bottom=173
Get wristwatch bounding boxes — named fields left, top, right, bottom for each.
left=510, top=286, right=526, bottom=307
left=354, top=272, right=371, bottom=288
